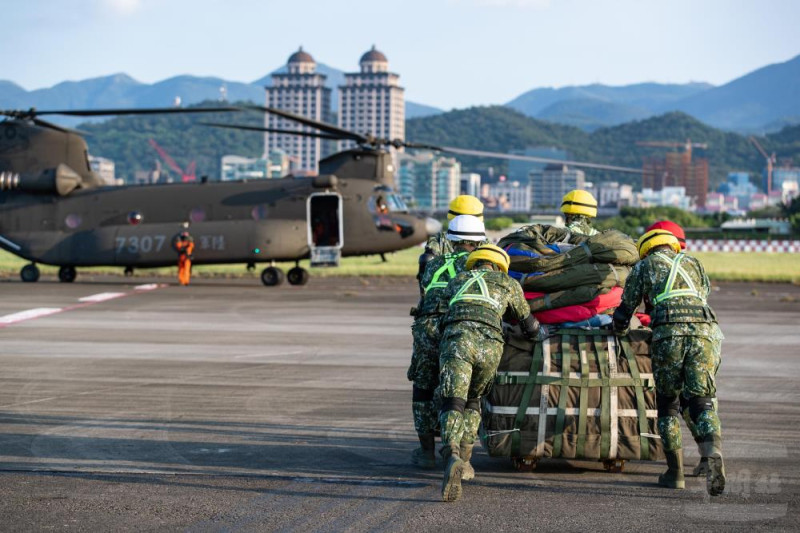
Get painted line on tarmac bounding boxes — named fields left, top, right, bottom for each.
left=0, top=284, right=168, bottom=329
left=0, top=308, right=62, bottom=325
left=78, top=292, right=127, bottom=303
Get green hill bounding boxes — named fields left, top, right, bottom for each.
left=81, top=103, right=800, bottom=189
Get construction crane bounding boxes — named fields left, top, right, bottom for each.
left=748, top=136, right=776, bottom=196
left=148, top=139, right=197, bottom=183
left=635, top=138, right=709, bottom=159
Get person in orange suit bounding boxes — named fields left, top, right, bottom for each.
left=173, top=229, right=195, bottom=286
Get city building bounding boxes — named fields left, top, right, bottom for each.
left=221, top=150, right=291, bottom=181
left=637, top=186, right=692, bottom=210
left=396, top=152, right=460, bottom=211
left=486, top=180, right=530, bottom=212
left=705, top=192, right=741, bottom=214
left=461, top=173, right=481, bottom=197
left=717, top=172, right=760, bottom=211
left=766, top=165, right=800, bottom=193
left=642, top=150, right=709, bottom=207
left=529, top=164, right=586, bottom=209
left=89, top=156, right=116, bottom=185
left=338, top=46, right=405, bottom=152
left=264, top=47, right=332, bottom=174
left=597, top=181, right=634, bottom=208
left=507, top=147, right=568, bottom=184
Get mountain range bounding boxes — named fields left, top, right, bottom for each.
left=506, top=54, right=800, bottom=133
left=1, top=54, right=798, bottom=132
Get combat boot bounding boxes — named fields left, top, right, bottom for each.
left=440, top=444, right=464, bottom=502
left=411, top=434, right=436, bottom=470
left=706, top=456, right=726, bottom=496
left=658, top=449, right=685, bottom=489
left=690, top=457, right=710, bottom=477
left=460, top=442, right=475, bottom=481
left=701, top=435, right=726, bottom=496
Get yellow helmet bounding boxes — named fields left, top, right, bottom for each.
left=448, top=195, right=484, bottom=221
left=465, top=244, right=510, bottom=274
left=637, top=229, right=681, bottom=259
left=560, top=189, right=597, bottom=218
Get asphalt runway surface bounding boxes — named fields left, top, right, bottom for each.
left=0, top=274, right=798, bottom=531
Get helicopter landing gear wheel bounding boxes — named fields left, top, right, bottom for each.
left=20, top=263, right=40, bottom=283
left=58, top=266, right=77, bottom=283
left=124, top=266, right=134, bottom=277
left=261, top=266, right=284, bottom=287
left=287, top=266, right=309, bottom=286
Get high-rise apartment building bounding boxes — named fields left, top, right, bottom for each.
left=264, top=48, right=332, bottom=174
left=396, top=152, right=460, bottom=210
left=338, top=46, right=404, bottom=151
left=529, top=164, right=586, bottom=209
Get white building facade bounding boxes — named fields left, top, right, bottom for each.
left=264, top=48, right=332, bottom=174
left=338, top=46, right=405, bottom=151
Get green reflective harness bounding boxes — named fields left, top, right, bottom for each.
left=449, top=270, right=501, bottom=310
left=424, top=252, right=467, bottom=294
left=652, top=252, right=705, bottom=305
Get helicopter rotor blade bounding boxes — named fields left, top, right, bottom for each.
left=199, top=122, right=344, bottom=141
left=428, top=145, right=645, bottom=175
left=33, top=106, right=241, bottom=117
left=243, top=105, right=369, bottom=144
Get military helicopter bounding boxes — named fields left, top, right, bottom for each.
left=0, top=105, right=441, bottom=286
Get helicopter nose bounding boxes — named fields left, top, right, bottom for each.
left=425, top=217, right=442, bottom=236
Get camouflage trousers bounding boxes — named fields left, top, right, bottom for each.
left=437, top=321, right=504, bottom=448
left=408, top=315, right=442, bottom=435
left=652, top=333, right=722, bottom=452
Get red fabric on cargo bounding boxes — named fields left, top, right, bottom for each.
left=635, top=312, right=652, bottom=327
left=527, top=286, right=623, bottom=324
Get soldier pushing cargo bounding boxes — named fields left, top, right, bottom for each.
left=613, top=229, right=726, bottom=496
left=561, top=189, right=599, bottom=236
left=417, top=195, right=486, bottom=293
left=407, top=215, right=487, bottom=469
left=645, top=220, right=714, bottom=477
left=436, top=244, right=540, bottom=502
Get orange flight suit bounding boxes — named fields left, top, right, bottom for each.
left=174, top=237, right=194, bottom=286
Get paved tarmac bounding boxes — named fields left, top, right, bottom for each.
left=0, top=274, right=798, bottom=531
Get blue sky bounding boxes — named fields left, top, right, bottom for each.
left=2, top=0, right=798, bottom=109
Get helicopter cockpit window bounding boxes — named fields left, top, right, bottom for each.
left=368, top=187, right=408, bottom=214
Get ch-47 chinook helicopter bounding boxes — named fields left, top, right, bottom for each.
left=0, top=105, right=444, bottom=286
left=1, top=103, right=644, bottom=286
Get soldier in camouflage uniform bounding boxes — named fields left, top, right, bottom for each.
left=436, top=244, right=539, bottom=502
left=645, top=220, right=712, bottom=477
left=417, top=195, right=487, bottom=293
left=408, top=215, right=487, bottom=470
left=613, top=229, right=726, bottom=496
left=561, top=189, right=599, bottom=236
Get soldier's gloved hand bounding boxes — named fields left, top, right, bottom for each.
left=520, top=313, right=540, bottom=341
left=612, top=308, right=630, bottom=336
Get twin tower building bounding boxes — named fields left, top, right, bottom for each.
left=264, top=46, right=405, bottom=173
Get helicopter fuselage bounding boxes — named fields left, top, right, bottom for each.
left=0, top=175, right=432, bottom=269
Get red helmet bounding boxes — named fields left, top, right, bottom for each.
left=646, top=220, right=686, bottom=249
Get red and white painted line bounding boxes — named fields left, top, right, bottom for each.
left=0, top=283, right=168, bottom=329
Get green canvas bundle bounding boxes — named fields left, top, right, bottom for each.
left=504, top=229, right=638, bottom=274
left=521, top=263, right=631, bottom=293
left=498, top=224, right=587, bottom=254
left=481, top=327, right=663, bottom=462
